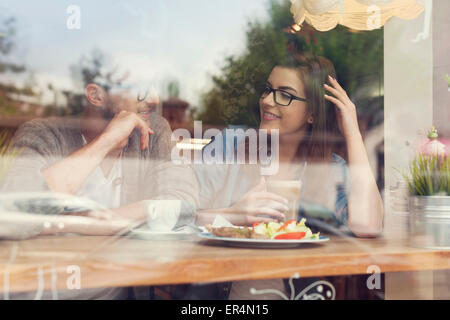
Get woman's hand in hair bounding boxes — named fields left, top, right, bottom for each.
left=324, top=76, right=384, bottom=237
left=323, top=75, right=361, bottom=140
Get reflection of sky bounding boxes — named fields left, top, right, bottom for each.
left=1, top=0, right=269, bottom=106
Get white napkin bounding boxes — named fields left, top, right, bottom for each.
left=211, top=215, right=234, bottom=228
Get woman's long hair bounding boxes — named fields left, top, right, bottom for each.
left=282, top=55, right=346, bottom=162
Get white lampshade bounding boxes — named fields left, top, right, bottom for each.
left=290, top=0, right=425, bottom=31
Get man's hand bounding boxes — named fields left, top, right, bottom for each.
left=101, top=110, right=155, bottom=151
left=41, top=110, right=155, bottom=195
left=0, top=212, right=135, bottom=238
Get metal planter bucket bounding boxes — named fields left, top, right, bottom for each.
left=409, top=196, right=450, bottom=250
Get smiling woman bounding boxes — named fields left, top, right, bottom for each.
left=193, top=54, right=384, bottom=300
left=259, top=57, right=342, bottom=162
left=195, top=54, right=382, bottom=233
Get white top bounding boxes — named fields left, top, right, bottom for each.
left=77, top=135, right=122, bottom=209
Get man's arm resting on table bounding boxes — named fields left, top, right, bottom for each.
left=41, top=133, right=114, bottom=195
left=0, top=212, right=133, bottom=239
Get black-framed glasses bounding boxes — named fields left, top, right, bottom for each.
left=260, top=85, right=307, bottom=106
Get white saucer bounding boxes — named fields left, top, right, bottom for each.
left=129, top=226, right=199, bottom=241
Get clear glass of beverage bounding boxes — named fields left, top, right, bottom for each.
left=266, top=180, right=302, bottom=221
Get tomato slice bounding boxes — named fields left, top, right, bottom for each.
left=274, top=232, right=306, bottom=240
left=252, top=222, right=262, bottom=229
left=277, top=220, right=297, bottom=232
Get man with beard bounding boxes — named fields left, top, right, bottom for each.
left=0, top=81, right=198, bottom=299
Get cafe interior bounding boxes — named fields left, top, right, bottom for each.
left=0, top=0, right=449, bottom=300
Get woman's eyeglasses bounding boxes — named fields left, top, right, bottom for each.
left=260, top=86, right=307, bottom=106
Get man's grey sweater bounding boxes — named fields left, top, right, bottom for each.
left=0, top=112, right=199, bottom=299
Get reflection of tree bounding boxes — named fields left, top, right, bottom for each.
left=0, top=15, right=25, bottom=73
left=60, top=90, right=85, bottom=116
left=67, top=49, right=127, bottom=115
left=167, top=80, right=180, bottom=99
left=70, top=49, right=126, bottom=92
left=196, top=0, right=383, bottom=128
left=0, top=15, right=37, bottom=117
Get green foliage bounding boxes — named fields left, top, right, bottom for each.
left=0, top=82, right=37, bottom=116
left=445, top=74, right=450, bottom=86
left=70, top=49, right=125, bottom=92
left=196, top=0, right=384, bottom=127
left=167, top=80, right=181, bottom=98
left=0, top=15, right=25, bottom=73
left=68, top=49, right=125, bottom=115
left=0, top=131, right=20, bottom=186
left=402, top=153, right=450, bottom=196
left=0, top=93, right=16, bottom=115
left=0, top=15, right=33, bottom=117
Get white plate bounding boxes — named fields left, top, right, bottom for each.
left=129, top=227, right=199, bottom=241
left=197, top=232, right=329, bottom=248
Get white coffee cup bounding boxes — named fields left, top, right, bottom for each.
left=143, top=200, right=181, bottom=231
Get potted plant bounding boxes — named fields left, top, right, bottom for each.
left=401, top=126, right=450, bottom=249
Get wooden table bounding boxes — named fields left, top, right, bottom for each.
left=0, top=234, right=449, bottom=295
